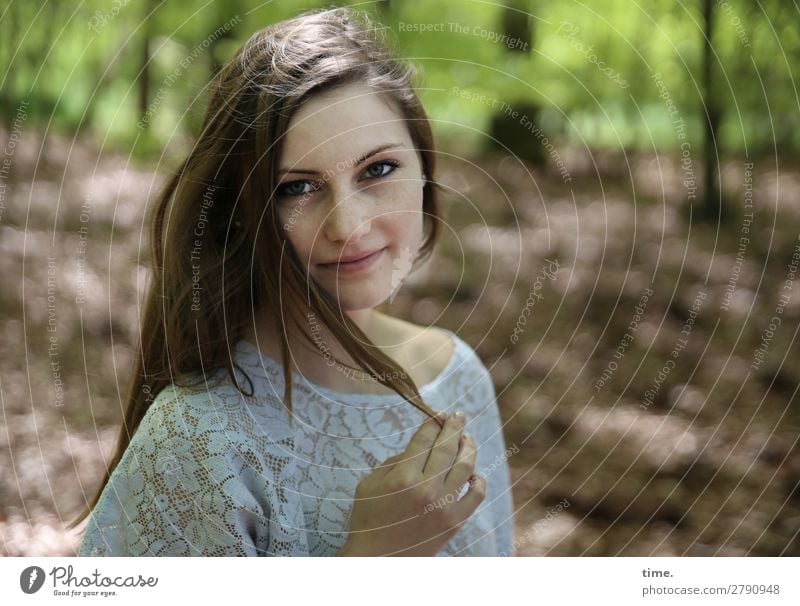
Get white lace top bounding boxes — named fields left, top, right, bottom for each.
left=78, top=328, right=516, bottom=556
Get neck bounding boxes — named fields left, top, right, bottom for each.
left=248, top=303, right=383, bottom=367
left=344, top=307, right=376, bottom=337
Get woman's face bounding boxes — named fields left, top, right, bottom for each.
left=274, top=81, right=426, bottom=311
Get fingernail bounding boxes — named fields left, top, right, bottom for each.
left=454, top=411, right=466, bottom=423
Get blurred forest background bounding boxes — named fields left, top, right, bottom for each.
left=2, top=0, right=800, bottom=555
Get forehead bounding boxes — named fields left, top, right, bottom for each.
left=280, top=82, right=412, bottom=168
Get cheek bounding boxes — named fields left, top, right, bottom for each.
left=385, top=184, right=424, bottom=241
left=377, top=180, right=423, bottom=218
left=278, top=215, right=316, bottom=262
left=391, top=212, right=423, bottom=246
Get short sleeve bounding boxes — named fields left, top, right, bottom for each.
left=79, top=383, right=306, bottom=556
left=470, top=360, right=516, bottom=557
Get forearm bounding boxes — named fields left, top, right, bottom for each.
left=337, top=537, right=381, bottom=556
left=337, top=542, right=350, bottom=556
left=337, top=539, right=358, bottom=556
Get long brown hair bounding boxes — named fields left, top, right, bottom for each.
left=70, top=6, right=445, bottom=530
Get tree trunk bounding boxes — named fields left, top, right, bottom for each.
left=701, top=0, right=722, bottom=221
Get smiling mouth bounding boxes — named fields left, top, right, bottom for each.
left=318, top=247, right=387, bottom=274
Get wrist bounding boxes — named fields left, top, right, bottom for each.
left=338, top=537, right=377, bottom=557
left=337, top=540, right=355, bottom=556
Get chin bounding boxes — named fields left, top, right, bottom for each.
left=319, top=280, right=396, bottom=311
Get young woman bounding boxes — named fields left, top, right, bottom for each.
left=72, top=6, right=515, bottom=557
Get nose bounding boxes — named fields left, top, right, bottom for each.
left=322, top=185, right=372, bottom=244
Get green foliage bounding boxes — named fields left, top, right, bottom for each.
left=2, top=0, right=797, bottom=157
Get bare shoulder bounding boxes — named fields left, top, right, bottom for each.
left=372, top=312, right=455, bottom=385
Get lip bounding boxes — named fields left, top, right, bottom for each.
left=318, top=247, right=386, bottom=275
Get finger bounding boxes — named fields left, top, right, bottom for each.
left=444, top=433, right=477, bottom=493
left=393, top=415, right=444, bottom=474
left=451, top=472, right=487, bottom=522
left=423, top=412, right=466, bottom=479
left=372, top=452, right=407, bottom=477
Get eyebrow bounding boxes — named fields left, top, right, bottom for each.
left=278, top=143, right=405, bottom=175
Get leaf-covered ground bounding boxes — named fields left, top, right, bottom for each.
left=2, top=130, right=798, bottom=555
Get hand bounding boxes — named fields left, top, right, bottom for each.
left=339, top=412, right=485, bottom=556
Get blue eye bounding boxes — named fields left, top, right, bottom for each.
left=275, top=159, right=400, bottom=200
left=362, top=159, right=400, bottom=179
left=276, top=179, right=321, bottom=199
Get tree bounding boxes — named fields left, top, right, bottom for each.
left=701, top=0, right=722, bottom=221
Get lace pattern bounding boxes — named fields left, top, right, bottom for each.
left=78, top=329, right=516, bottom=556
